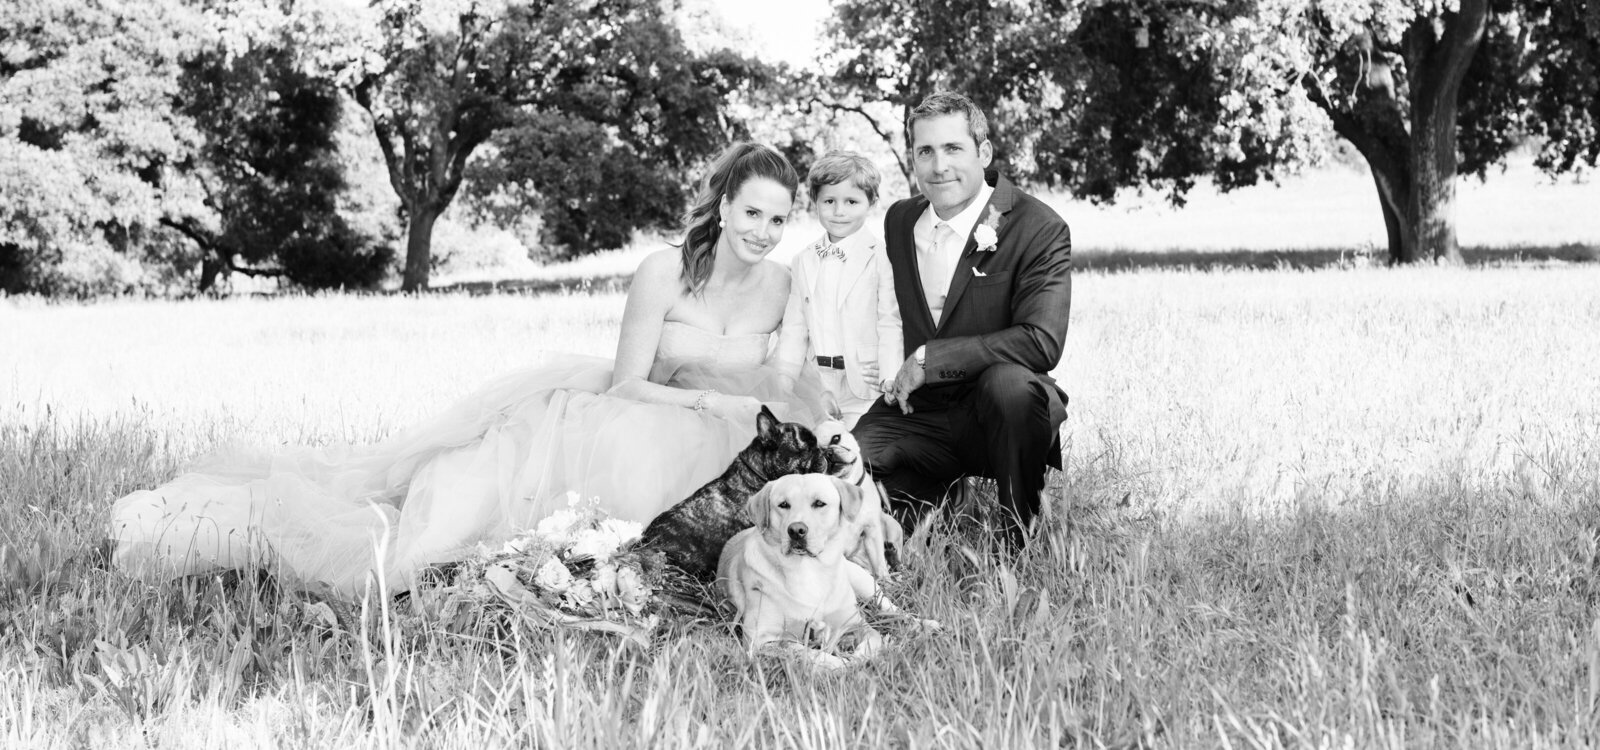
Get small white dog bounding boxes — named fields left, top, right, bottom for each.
left=812, top=418, right=903, bottom=580
left=718, top=474, right=934, bottom=670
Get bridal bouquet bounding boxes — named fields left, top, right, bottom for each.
left=442, top=494, right=661, bottom=646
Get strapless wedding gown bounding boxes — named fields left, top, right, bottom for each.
left=109, top=322, right=822, bottom=597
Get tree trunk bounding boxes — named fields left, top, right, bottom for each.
left=1370, top=169, right=1411, bottom=263
left=401, top=203, right=440, bottom=292
left=198, top=254, right=226, bottom=293
left=1405, top=108, right=1463, bottom=264
left=1397, top=0, right=1488, bottom=264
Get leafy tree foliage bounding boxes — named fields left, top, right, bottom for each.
left=825, top=0, right=1598, bottom=264
left=822, top=0, right=1025, bottom=181
left=301, top=0, right=759, bottom=291
left=1, top=1, right=391, bottom=296
left=1028, top=3, right=1301, bottom=205
left=1222, top=0, right=1599, bottom=262
left=462, top=25, right=768, bottom=258
left=175, top=41, right=392, bottom=292
left=0, top=0, right=208, bottom=295
left=821, top=0, right=1303, bottom=204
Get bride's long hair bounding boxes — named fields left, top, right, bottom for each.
left=679, top=143, right=799, bottom=296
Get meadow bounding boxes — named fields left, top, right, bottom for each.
left=3, top=163, right=1600, bottom=748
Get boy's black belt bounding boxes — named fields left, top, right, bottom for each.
left=816, top=355, right=845, bottom=369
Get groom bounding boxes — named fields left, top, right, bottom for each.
left=854, top=91, right=1071, bottom=548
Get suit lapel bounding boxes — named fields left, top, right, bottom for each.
left=800, top=241, right=821, bottom=300
left=936, top=173, right=1015, bottom=335
left=836, top=234, right=874, bottom=308
left=895, top=198, right=937, bottom=334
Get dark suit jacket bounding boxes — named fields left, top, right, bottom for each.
left=883, top=170, right=1072, bottom=411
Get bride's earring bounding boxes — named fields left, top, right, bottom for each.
left=718, top=218, right=726, bottom=228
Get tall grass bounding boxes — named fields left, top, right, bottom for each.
left=2, top=263, right=1599, bottom=747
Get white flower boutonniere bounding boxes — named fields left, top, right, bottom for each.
left=974, top=213, right=1001, bottom=252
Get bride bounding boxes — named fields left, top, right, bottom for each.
left=109, top=143, right=823, bottom=597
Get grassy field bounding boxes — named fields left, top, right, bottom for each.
left=4, top=260, right=1600, bottom=747
left=4, top=157, right=1600, bottom=747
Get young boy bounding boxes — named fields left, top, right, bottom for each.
left=788, top=152, right=902, bottom=428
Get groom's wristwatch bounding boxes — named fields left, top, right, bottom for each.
left=913, top=346, right=926, bottom=369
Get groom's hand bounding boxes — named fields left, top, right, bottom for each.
left=889, top=355, right=925, bottom=414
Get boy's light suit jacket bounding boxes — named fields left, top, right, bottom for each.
left=787, top=229, right=903, bottom=401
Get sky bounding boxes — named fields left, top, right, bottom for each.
left=706, top=0, right=831, bottom=68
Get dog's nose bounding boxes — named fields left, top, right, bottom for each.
left=787, top=523, right=808, bottom=540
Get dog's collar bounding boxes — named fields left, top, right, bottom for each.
left=736, top=453, right=769, bottom=484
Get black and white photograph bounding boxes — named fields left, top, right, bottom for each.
left=3, top=0, right=1599, bottom=746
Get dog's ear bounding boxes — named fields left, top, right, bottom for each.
left=755, top=405, right=779, bottom=438
left=746, top=482, right=775, bottom=529
left=832, top=477, right=863, bottom=521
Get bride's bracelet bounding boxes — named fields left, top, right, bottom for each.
left=692, top=389, right=718, bottom=412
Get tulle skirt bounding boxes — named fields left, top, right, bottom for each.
left=109, top=355, right=824, bottom=598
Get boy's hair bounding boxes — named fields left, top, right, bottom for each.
left=806, top=151, right=881, bottom=205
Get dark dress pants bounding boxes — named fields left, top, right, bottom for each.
left=855, top=363, right=1065, bottom=547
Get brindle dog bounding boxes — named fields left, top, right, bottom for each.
left=638, top=405, right=828, bottom=585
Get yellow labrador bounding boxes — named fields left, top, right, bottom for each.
left=718, top=473, right=933, bottom=670
left=812, top=418, right=903, bottom=580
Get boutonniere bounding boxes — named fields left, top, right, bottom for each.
left=973, top=210, right=1001, bottom=252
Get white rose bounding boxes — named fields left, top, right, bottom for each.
left=533, top=557, right=573, bottom=593
left=569, top=518, right=641, bottom=560
left=591, top=563, right=619, bottom=596
left=567, top=527, right=613, bottom=560
left=535, top=510, right=581, bottom=545
left=974, top=223, right=999, bottom=250
left=598, top=518, right=643, bottom=545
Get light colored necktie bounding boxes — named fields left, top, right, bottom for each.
left=921, top=222, right=955, bottom=321
left=815, top=243, right=844, bottom=261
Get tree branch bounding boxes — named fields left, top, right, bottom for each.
left=352, top=78, right=414, bottom=210
left=1300, top=72, right=1407, bottom=197
left=158, top=217, right=286, bottom=279
left=159, top=216, right=217, bottom=255
left=802, top=95, right=909, bottom=177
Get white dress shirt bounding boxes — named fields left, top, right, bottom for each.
left=812, top=237, right=844, bottom=358
left=913, top=181, right=995, bottom=323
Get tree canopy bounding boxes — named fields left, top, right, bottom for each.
left=1, top=0, right=389, bottom=295
left=823, top=0, right=1598, bottom=263
left=0, top=0, right=208, bottom=295
left=298, top=0, right=763, bottom=291
left=3, top=0, right=1595, bottom=296
left=461, top=12, right=769, bottom=259
left=1215, top=0, right=1599, bottom=261
left=175, top=38, right=392, bottom=292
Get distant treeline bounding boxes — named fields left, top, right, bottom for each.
left=2, top=0, right=1594, bottom=296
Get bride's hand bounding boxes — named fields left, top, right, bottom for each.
left=704, top=393, right=763, bottom=425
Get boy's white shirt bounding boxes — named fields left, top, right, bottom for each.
left=787, top=227, right=903, bottom=402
